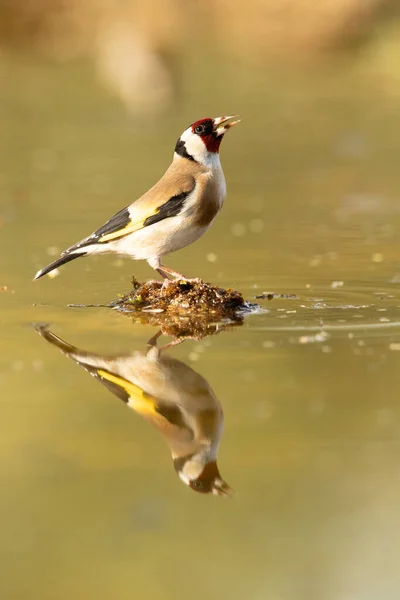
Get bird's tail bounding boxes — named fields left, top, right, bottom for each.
left=34, top=325, right=133, bottom=404
left=34, top=324, right=80, bottom=354
left=34, top=251, right=86, bottom=280
left=34, top=324, right=102, bottom=367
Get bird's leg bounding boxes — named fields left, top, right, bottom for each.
left=158, top=265, right=188, bottom=280
left=156, top=268, right=170, bottom=280
left=146, top=330, right=162, bottom=348
left=147, top=258, right=191, bottom=288
left=146, top=329, right=185, bottom=354
left=147, top=256, right=170, bottom=283
left=146, top=330, right=163, bottom=359
left=159, top=338, right=185, bottom=351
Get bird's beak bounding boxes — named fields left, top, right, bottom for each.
left=213, top=115, right=241, bottom=137
left=212, top=479, right=234, bottom=497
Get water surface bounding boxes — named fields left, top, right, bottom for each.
left=1, top=47, right=400, bottom=600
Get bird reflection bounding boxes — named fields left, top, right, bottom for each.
left=35, top=326, right=232, bottom=497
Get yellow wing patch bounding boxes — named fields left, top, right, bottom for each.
left=98, top=219, right=145, bottom=243
left=97, top=369, right=158, bottom=415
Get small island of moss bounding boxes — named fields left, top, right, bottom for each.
left=112, top=277, right=247, bottom=317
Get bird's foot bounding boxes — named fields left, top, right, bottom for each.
left=161, top=276, right=201, bottom=291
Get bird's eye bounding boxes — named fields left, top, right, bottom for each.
left=190, top=479, right=203, bottom=490
left=195, top=125, right=205, bottom=134
left=189, top=478, right=210, bottom=493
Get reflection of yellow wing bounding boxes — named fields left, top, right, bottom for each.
left=97, top=369, right=189, bottom=432
left=98, top=369, right=157, bottom=415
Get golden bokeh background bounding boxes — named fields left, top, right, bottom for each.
left=1, top=3, right=400, bottom=600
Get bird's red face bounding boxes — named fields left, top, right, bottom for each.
left=191, top=116, right=240, bottom=153
left=175, top=115, right=240, bottom=165
left=174, top=455, right=233, bottom=496
left=191, top=118, right=222, bottom=153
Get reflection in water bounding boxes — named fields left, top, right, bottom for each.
left=121, top=309, right=244, bottom=341
left=35, top=326, right=232, bottom=497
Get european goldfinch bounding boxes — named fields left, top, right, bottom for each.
left=35, top=326, right=232, bottom=496
left=34, top=115, right=239, bottom=281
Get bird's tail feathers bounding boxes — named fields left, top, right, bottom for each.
left=34, top=325, right=80, bottom=354
left=34, top=325, right=100, bottom=367
left=34, top=325, right=132, bottom=404
left=34, top=251, right=87, bottom=280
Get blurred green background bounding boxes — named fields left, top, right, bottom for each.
left=1, top=2, right=400, bottom=599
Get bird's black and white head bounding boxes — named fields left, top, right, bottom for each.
left=174, top=116, right=240, bottom=167
left=173, top=452, right=232, bottom=497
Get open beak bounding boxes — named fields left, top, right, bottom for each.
left=213, top=115, right=241, bottom=137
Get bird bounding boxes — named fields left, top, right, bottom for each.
left=35, top=325, right=232, bottom=496
left=34, top=115, right=240, bottom=282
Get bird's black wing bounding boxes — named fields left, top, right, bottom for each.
left=65, top=206, right=131, bottom=252
left=65, top=185, right=194, bottom=252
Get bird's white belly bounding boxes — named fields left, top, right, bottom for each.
left=112, top=216, right=207, bottom=261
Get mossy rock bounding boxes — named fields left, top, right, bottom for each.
left=109, top=278, right=256, bottom=338
left=113, top=277, right=246, bottom=315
